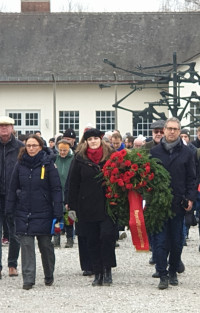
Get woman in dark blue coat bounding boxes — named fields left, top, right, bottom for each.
left=6, top=134, right=63, bottom=290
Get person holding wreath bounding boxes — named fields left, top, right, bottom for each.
left=68, top=128, right=116, bottom=286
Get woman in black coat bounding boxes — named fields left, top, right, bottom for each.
left=68, top=128, right=117, bottom=286
left=6, top=134, right=63, bottom=290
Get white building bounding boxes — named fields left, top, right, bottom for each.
left=0, top=1, right=200, bottom=142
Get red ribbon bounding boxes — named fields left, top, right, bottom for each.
left=128, top=190, right=149, bottom=251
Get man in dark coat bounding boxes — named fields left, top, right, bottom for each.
left=0, top=115, right=24, bottom=279
left=150, top=117, right=197, bottom=290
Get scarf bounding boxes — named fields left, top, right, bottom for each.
left=162, top=136, right=181, bottom=153
left=22, top=150, right=45, bottom=168
left=86, top=146, right=103, bottom=164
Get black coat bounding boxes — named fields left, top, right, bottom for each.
left=0, top=134, right=24, bottom=197
left=150, top=139, right=197, bottom=213
left=68, top=154, right=107, bottom=222
left=6, top=150, right=63, bottom=235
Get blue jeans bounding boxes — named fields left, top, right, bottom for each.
left=0, top=196, right=20, bottom=271
left=153, top=213, right=184, bottom=277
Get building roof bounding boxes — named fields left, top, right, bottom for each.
left=0, top=12, right=200, bottom=83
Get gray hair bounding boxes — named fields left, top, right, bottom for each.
left=164, top=117, right=181, bottom=129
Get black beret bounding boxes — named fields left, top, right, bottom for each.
left=83, top=128, right=104, bottom=140
left=150, top=120, right=165, bottom=129
left=63, top=128, right=76, bottom=139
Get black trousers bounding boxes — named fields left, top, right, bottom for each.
left=78, top=235, right=93, bottom=272
left=83, top=216, right=117, bottom=274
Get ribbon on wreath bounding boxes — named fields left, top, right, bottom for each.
left=128, top=190, right=149, bottom=251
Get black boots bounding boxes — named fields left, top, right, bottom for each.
left=92, top=273, right=103, bottom=286
left=103, top=268, right=112, bottom=286
left=92, top=268, right=113, bottom=286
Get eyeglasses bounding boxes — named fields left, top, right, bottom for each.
left=165, top=127, right=180, bottom=132
left=26, top=144, right=40, bottom=149
left=153, top=130, right=164, bottom=134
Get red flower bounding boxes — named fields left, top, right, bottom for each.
left=109, top=201, right=117, bottom=205
left=117, top=179, right=124, bottom=187
left=105, top=193, right=112, bottom=198
left=131, top=164, right=138, bottom=171
left=117, top=156, right=123, bottom=163
left=148, top=173, right=155, bottom=181
left=111, top=162, right=117, bottom=168
left=104, top=170, right=110, bottom=177
left=120, top=149, right=127, bottom=157
left=112, top=168, right=119, bottom=175
left=125, top=183, right=133, bottom=190
left=124, top=160, right=132, bottom=167
left=110, top=175, right=117, bottom=183
left=114, top=193, right=120, bottom=198
left=110, top=152, right=118, bottom=160
left=137, top=153, right=142, bottom=158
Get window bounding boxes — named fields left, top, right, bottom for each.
left=132, top=113, right=152, bottom=139
left=6, top=111, right=40, bottom=136
left=189, top=101, right=200, bottom=140
left=96, top=111, right=115, bottom=131
left=59, top=111, right=79, bottom=141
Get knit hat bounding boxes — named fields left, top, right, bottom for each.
left=180, top=128, right=190, bottom=139
left=83, top=128, right=104, bottom=140
left=63, top=128, right=76, bottom=139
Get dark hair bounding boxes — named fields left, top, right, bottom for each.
left=34, top=130, right=41, bottom=135
left=18, top=134, right=44, bottom=160
left=18, top=134, right=28, bottom=142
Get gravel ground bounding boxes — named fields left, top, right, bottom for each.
left=1, top=226, right=200, bottom=313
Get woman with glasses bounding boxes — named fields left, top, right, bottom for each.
left=6, top=134, right=63, bottom=290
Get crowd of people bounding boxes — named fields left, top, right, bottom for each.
left=0, top=115, right=200, bottom=291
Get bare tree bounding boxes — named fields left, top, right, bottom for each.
left=59, top=0, right=88, bottom=12
left=160, top=0, right=200, bottom=11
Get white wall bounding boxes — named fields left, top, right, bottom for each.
left=0, top=81, right=168, bottom=142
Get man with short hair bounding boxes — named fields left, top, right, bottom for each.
left=125, top=136, right=134, bottom=149
left=150, top=117, right=197, bottom=290
left=0, top=116, right=24, bottom=279
left=111, top=133, right=125, bottom=151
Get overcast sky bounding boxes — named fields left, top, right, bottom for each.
left=0, top=0, right=163, bottom=12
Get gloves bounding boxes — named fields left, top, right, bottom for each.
left=68, top=210, right=76, bottom=222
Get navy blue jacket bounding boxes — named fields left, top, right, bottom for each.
left=6, top=150, right=63, bottom=235
left=150, top=139, right=197, bottom=213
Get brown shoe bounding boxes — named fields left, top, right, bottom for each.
left=9, top=267, right=18, bottom=277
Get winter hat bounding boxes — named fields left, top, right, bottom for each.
left=63, top=128, right=76, bottom=139
left=150, top=120, right=165, bottom=129
left=0, top=116, right=15, bottom=125
left=180, top=128, right=190, bottom=139
left=83, top=128, right=104, bottom=140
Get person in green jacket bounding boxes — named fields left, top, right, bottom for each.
left=54, top=139, right=74, bottom=248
